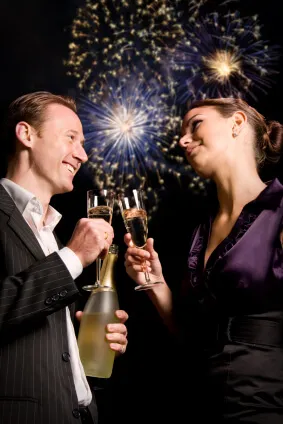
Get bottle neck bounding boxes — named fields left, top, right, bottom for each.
left=99, top=251, right=118, bottom=289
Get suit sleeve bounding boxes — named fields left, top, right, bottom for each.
left=0, top=249, right=80, bottom=332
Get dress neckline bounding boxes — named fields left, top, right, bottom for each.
left=188, top=178, right=283, bottom=282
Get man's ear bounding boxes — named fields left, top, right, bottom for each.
left=15, top=121, right=34, bottom=148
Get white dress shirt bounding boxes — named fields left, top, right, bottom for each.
left=0, top=178, right=92, bottom=406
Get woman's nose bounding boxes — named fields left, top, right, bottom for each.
left=179, top=134, right=191, bottom=148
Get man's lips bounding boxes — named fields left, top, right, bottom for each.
left=63, top=162, right=77, bottom=175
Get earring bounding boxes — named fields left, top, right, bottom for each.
left=232, top=126, right=238, bottom=138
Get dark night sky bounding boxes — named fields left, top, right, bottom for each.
left=0, top=0, right=280, bottom=253
left=0, top=1, right=283, bottom=422
left=0, top=0, right=79, bottom=106
left=0, top=0, right=282, bottom=117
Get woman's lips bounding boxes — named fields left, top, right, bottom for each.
left=187, top=145, right=199, bottom=156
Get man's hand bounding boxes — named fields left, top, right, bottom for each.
left=76, top=309, right=129, bottom=355
left=67, top=218, right=114, bottom=267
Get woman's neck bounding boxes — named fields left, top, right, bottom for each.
left=213, top=167, right=266, bottom=217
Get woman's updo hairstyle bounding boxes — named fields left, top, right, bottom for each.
left=186, top=97, right=283, bottom=170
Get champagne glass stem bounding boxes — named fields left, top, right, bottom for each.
left=96, top=258, right=101, bottom=285
left=82, top=188, right=114, bottom=292
left=141, top=252, right=151, bottom=283
left=144, top=267, right=151, bottom=283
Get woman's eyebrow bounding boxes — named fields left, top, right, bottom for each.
left=181, top=113, right=204, bottom=135
left=185, top=113, right=203, bottom=128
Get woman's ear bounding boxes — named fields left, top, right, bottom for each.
left=15, top=121, right=33, bottom=148
left=231, top=111, right=247, bottom=137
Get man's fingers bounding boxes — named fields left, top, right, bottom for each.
left=75, top=311, right=83, bottom=321
left=115, top=309, right=129, bottom=323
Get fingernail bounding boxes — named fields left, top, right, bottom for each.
left=109, top=343, right=117, bottom=350
left=106, top=333, right=114, bottom=340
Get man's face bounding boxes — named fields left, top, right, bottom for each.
left=30, top=103, right=88, bottom=196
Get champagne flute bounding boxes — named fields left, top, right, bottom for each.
left=118, top=189, right=163, bottom=291
left=82, top=188, right=114, bottom=292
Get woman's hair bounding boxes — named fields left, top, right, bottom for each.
left=186, top=97, right=283, bottom=169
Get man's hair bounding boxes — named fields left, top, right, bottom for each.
left=3, top=91, right=77, bottom=160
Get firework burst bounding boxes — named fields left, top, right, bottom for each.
left=64, top=0, right=210, bottom=216
left=65, top=0, right=184, bottom=92
left=76, top=75, right=206, bottom=217
left=64, top=0, right=277, bottom=209
left=75, top=72, right=200, bottom=216
left=169, top=10, right=280, bottom=104
left=76, top=73, right=190, bottom=199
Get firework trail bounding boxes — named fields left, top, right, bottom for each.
left=75, top=72, right=199, bottom=214
left=64, top=0, right=279, bottom=212
left=65, top=0, right=184, bottom=91
left=168, top=9, right=280, bottom=104
left=65, top=0, right=208, bottom=212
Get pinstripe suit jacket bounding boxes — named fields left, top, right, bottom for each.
left=0, top=185, right=98, bottom=424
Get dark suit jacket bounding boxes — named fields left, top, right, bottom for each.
left=0, top=185, right=98, bottom=424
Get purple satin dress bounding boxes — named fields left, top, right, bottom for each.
left=176, top=178, right=283, bottom=423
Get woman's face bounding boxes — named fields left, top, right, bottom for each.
left=179, top=106, right=235, bottom=178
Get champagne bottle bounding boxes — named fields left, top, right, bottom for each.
left=78, top=244, right=120, bottom=378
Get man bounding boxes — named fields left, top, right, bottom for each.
left=0, top=91, right=128, bottom=424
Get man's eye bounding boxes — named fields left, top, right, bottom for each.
left=191, top=120, right=202, bottom=132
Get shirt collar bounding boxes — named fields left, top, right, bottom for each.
left=248, top=178, right=283, bottom=210
left=0, top=178, right=62, bottom=231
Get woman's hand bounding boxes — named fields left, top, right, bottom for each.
left=124, top=234, right=165, bottom=289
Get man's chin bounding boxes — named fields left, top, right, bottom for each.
left=64, top=182, right=74, bottom=193
left=54, top=182, right=74, bottom=196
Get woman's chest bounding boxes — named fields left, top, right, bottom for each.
left=187, top=208, right=283, bottom=312
left=204, top=216, right=239, bottom=270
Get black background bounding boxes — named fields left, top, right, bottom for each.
left=0, top=1, right=282, bottom=423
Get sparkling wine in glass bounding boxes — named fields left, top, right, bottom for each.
left=119, top=189, right=163, bottom=291
left=82, top=189, right=114, bottom=292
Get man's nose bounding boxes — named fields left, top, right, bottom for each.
left=74, top=144, right=88, bottom=163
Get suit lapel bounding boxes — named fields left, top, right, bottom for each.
left=0, top=185, right=46, bottom=261
left=54, top=232, right=76, bottom=317
left=54, top=231, right=75, bottom=316
left=1, top=185, right=77, bottom=316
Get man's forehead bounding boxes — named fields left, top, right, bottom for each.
left=43, top=103, right=82, bottom=129
left=44, top=102, right=76, bottom=118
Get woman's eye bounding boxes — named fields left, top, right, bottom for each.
left=191, top=120, right=201, bottom=132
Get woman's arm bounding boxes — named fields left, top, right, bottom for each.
left=124, top=234, right=175, bottom=330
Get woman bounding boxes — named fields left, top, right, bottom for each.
left=124, top=98, right=283, bottom=423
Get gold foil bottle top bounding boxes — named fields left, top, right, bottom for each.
left=99, top=244, right=118, bottom=289
left=108, top=244, right=118, bottom=255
